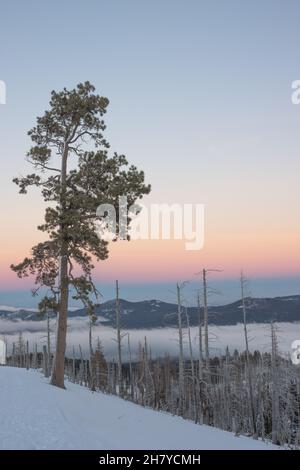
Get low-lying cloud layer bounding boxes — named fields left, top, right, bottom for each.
left=1, top=317, right=298, bottom=361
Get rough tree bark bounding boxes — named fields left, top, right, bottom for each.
left=51, top=144, right=69, bottom=388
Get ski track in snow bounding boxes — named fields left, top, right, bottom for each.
left=0, top=367, right=278, bottom=450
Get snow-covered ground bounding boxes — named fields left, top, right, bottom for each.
left=0, top=367, right=277, bottom=450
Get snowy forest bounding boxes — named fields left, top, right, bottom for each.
left=4, top=277, right=300, bottom=449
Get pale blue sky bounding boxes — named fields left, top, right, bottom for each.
left=0, top=1, right=300, bottom=305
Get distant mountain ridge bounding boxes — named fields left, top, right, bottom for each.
left=0, top=294, right=299, bottom=329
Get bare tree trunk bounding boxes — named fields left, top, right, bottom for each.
left=26, top=340, right=29, bottom=370
left=116, top=280, right=123, bottom=395
left=43, top=345, right=49, bottom=377
left=271, top=322, right=280, bottom=445
left=177, top=283, right=185, bottom=414
left=51, top=144, right=69, bottom=388
left=47, top=311, right=51, bottom=374
left=197, top=291, right=203, bottom=381
left=128, top=333, right=134, bottom=400
left=203, top=269, right=209, bottom=373
left=12, top=342, right=15, bottom=367
left=34, top=343, right=38, bottom=369
left=78, top=344, right=84, bottom=386
left=185, top=308, right=195, bottom=380
left=72, top=346, right=76, bottom=382
left=240, top=271, right=257, bottom=437
left=89, top=318, right=93, bottom=359
left=185, top=307, right=197, bottom=422
left=89, top=318, right=95, bottom=390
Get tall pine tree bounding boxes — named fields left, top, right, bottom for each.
left=11, top=82, right=150, bottom=388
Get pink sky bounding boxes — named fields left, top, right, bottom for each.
left=1, top=230, right=299, bottom=290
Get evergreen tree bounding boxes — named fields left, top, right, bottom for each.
left=11, top=82, right=150, bottom=388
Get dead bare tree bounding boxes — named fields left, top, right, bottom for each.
left=115, top=280, right=123, bottom=396
left=197, top=268, right=222, bottom=377
left=197, top=291, right=203, bottom=382
left=202, top=269, right=209, bottom=372
left=185, top=306, right=198, bottom=422
left=47, top=311, right=52, bottom=375
left=240, top=271, right=257, bottom=437
left=176, top=283, right=185, bottom=414
left=271, top=322, right=280, bottom=445
left=127, top=333, right=134, bottom=400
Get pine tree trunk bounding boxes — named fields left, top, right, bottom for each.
left=50, top=245, right=69, bottom=388
left=51, top=143, right=69, bottom=389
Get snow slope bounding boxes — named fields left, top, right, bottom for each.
left=0, top=367, right=277, bottom=450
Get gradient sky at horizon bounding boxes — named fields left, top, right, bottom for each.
left=0, top=0, right=300, bottom=306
